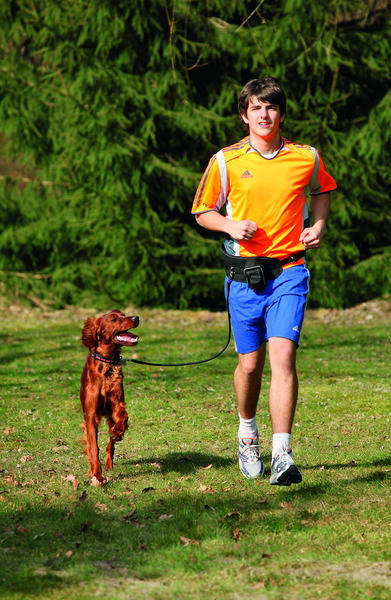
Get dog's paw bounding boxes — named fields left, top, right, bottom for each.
left=110, top=430, right=125, bottom=442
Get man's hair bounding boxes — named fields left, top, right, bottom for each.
left=238, top=77, right=286, bottom=130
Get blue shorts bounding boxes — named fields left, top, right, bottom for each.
left=225, top=265, right=310, bottom=354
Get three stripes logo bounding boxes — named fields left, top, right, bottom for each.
left=241, top=170, right=253, bottom=178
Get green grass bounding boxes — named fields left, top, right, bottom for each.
left=0, top=301, right=390, bottom=599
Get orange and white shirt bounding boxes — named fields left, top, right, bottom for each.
left=192, top=136, right=337, bottom=259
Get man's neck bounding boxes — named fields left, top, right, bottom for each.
left=249, top=133, right=282, bottom=155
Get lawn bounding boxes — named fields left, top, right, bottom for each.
left=0, top=299, right=390, bottom=599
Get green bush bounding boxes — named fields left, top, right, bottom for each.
left=0, top=1, right=390, bottom=309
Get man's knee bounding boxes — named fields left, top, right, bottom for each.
left=238, top=347, right=265, bottom=377
left=269, top=337, right=297, bottom=372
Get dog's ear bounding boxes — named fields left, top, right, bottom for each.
left=81, top=318, right=98, bottom=349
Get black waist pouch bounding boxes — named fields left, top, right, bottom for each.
left=221, top=248, right=282, bottom=291
left=221, top=246, right=306, bottom=291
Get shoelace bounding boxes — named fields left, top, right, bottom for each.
left=242, top=441, right=260, bottom=463
left=272, top=448, right=293, bottom=468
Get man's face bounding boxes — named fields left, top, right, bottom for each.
left=241, top=96, right=285, bottom=139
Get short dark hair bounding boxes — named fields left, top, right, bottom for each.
left=238, top=77, right=286, bottom=130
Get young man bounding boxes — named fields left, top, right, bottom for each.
left=192, top=78, right=336, bottom=485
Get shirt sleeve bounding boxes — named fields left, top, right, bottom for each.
left=191, top=154, right=225, bottom=214
left=309, top=148, right=337, bottom=195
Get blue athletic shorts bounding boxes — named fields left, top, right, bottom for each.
left=225, top=264, right=310, bottom=354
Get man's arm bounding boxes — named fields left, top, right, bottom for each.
left=195, top=211, right=258, bottom=242
left=299, top=192, right=330, bottom=249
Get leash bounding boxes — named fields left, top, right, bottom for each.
left=92, top=251, right=305, bottom=369
left=121, top=281, right=232, bottom=367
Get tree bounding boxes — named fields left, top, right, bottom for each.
left=0, top=0, right=390, bottom=309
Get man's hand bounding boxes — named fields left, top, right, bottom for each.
left=299, top=224, right=324, bottom=249
left=195, top=212, right=258, bottom=241
left=300, top=192, right=331, bottom=249
left=228, top=219, right=258, bottom=241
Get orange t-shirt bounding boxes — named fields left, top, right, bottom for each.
left=192, top=136, right=337, bottom=259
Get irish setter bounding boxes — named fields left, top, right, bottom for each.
left=80, top=309, right=139, bottom=484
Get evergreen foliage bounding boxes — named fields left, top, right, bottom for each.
left=0, top=0, right=390, bottom=308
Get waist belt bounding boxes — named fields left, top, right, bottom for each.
left=222, top=246, right=306, bottom=290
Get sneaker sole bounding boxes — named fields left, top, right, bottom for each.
left=270, top=465, right=302, bottom=486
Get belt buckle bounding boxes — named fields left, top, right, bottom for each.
left=243, top=265, right=267, bottom=290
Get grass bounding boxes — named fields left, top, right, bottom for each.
left=0, top=300, right=390, bottom=599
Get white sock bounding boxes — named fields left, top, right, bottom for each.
left=272, top=433, right=291, bottom=457
left=238, top=414, right=258, bottom=440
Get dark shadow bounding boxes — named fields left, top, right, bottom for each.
left=304, top=455, right=391, bottom=471
left=1, top=465, right=390, bottom=597
left=122, top=451, right=237, bottom=474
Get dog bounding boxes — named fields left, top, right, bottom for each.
left=80, top=309, right=139, bottom=484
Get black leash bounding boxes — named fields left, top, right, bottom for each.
left=121, top=281, right=232, bottom=367
left=120, top=250, right=304, bottom=368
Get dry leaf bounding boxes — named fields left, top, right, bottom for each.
left=65, top=550, right=73, bottom=557
left=334, top=441, right=342, bottom=447
left=159, top=514, right=173, bottom=521
left=279, top=501, right=292, bottom=509
left=122, top=511, right=144, bottom=527
left=6, top=476, right=20, bottom=487
left=201, top=464, right=212, bottom=470
left=3, top=427, right=11, bottom=436
left=301, top=520, right=312, bottom=527
left=20, top=456, right=32, bottom=463
left=52, top=445, right=69, bottom=452
left=319, top=465, right=325, bottom=471
left=199, top=484, right=214, bottom=494
left=95, top=501, right=107, bottom=512
left=225, top=511, right=241, bottom=519
left=256, top=496, right=268, bottom=504
left=17, top=526, right=28, bottom=534
left=63, top=474, right=80, bottom=490
left=253, top=582, right=265, bottom=589
left=180, top=536, right=200, bottom=546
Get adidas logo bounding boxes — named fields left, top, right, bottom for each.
left=292, top=326, right=300, bottom=332
left=241, top=170, right=253, bottom=178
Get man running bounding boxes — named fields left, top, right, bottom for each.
left=192, top=77, right=336, bottom=485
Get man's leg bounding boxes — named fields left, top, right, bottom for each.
left=235, top=344, right=266, bottom=419
left=268, top=336, right=302, bottom=485
left=235, top=345, right=266, bottom=479
left=268, top=336, right=297, bottom=433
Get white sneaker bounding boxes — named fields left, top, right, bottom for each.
left=238, top=437, right=264, bottom=479
left=270, top=447, right=302, bottom=486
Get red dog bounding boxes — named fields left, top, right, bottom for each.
left=80, top=309, right=139, bottom=484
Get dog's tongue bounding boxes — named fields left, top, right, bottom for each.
left=114, top=332, right=139, bottom=346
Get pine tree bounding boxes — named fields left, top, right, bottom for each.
left=0, top=0, right=390, bottom=308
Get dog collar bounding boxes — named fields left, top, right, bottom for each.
left=90, top=351, right=121, bottom=365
